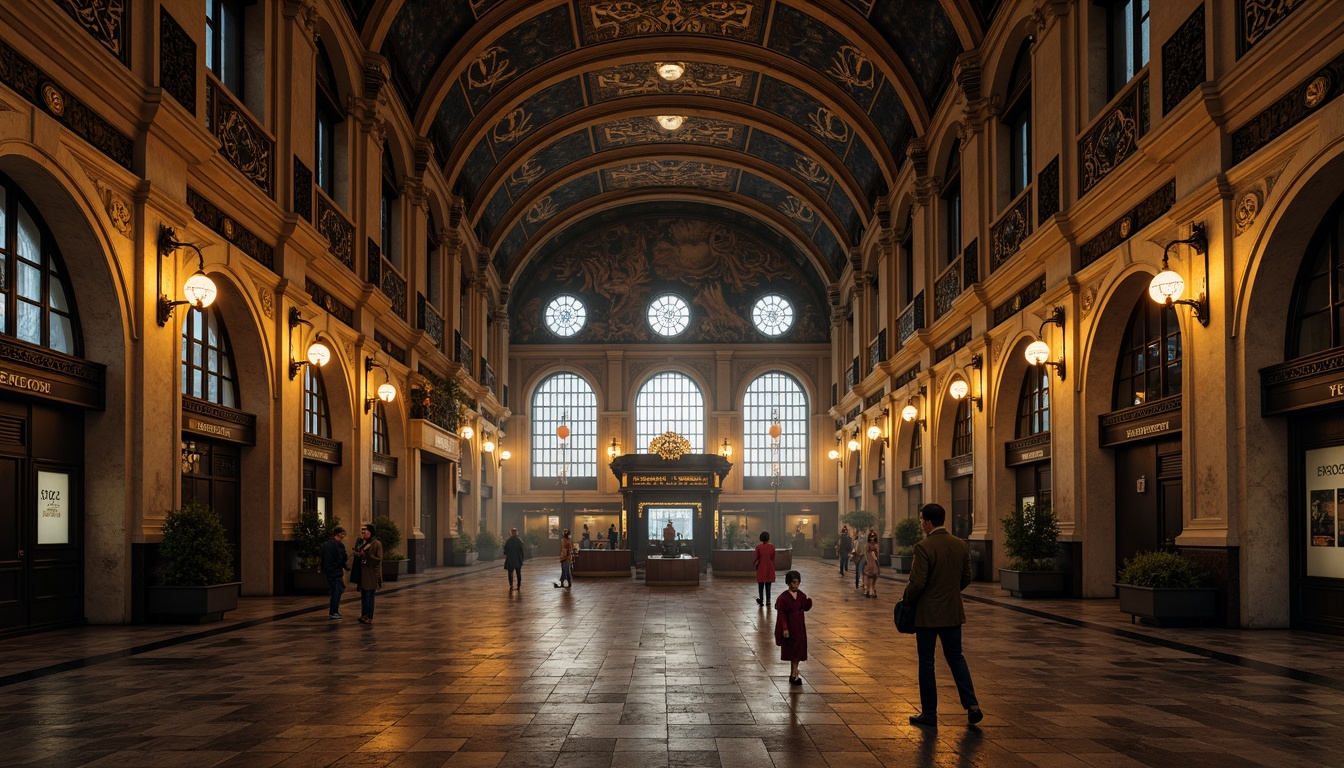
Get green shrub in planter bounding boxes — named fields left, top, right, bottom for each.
left=893, top=517, right=923, bottom=557
left=819, top=534, right=838, bottom=549
left=454, top=536, right=475, bottom=553
left=157, top=501, right=234, bottom=586
left=1000, top=500, right=1060, bottom=571
left=476, top=529, right=501, bottom=552
left=371, top=515, right=402, bottom=557
left=294, top=508, right=340, bottom=571
left=1117, top=551, right=1203, bottom=588
left=523, top=526, right=545, bottom=548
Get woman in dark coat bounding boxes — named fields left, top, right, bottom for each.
left=774, top=569, right=812, bottom=685
left=353, top=523, right=383, bottom=624
left=753, top=531, right=776, bottom=607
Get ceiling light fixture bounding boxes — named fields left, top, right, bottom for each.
left=655, top=114, right=686, bottom=131
left=655, top=62, right=685, bottom=81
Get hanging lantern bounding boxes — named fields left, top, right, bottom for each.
left=769, top=423, right=782, bottom=440
left=557, top=424, right=571, bottom=440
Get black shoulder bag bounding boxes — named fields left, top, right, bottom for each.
left=893, top=599, right=916, bottom=634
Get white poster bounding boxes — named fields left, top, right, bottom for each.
left=1305, top=446, right=1344, bottom=578
left=37, top=471, right=70, bottom=545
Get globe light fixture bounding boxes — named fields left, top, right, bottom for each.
left=656, top=62, right=685, bottom=81
left=363, top=356, right=398, bottom=413
left=157, top=225, right=218, bottom=326
left=902, top=404, right=919, bottom=422
left=656, top=114, right=686, bottom=131
left=1024, top=340, right=1051, bottom=366
left=460, top=425, right=474, bottom=440
left=949, top=379, right=969, bottom=400
left=1149, top=223, right=1210, bottom=326
left=1024, top=308, right=1066, bottom=380
left=377, top=382, right=396, bottom=402
left=901, top=386, right=927, bottom=431
left=719, top=437, right=732, bottom=459
left=288, top=307, right=333, bottom=380
left=306, top=339, right=331, bottom=368
left=846, top=435, right=861, bottom=453
left=1148, top=268, right=1185, bottom=304
left=483, top=438, right=496, bottom=454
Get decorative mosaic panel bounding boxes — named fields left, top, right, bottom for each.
left=374, top=331, right=408, bottom=366
left=934, top=327, right=972, bottom=364
left=0, top=40, right=133, bottom=170
left=1163, top=5, right=1206, bottom=116
left=866, top=0, right=960, bottom=108
left=587, top=60, right=756, bottom=102
left=1232, top=50, right=1344, bottom=164
left=460, top=7, right=576, bottom=114
left=206, top=81, right=273, bottom=195
left=578, top=0, right=765, bottom=44
left=186, top=188, right=275, bottom=272
left=990, top=193, right=1032, bottom=271
left=315, top=194, right=355, bottom=272
left=767, top=3, right=879, bottom=110
left=304, top=278, right=355, bottom=327
left=1037, top=156, right=1059, bottom=224
left=382, top=1, right=485, bottom=111
left=1079, top=179, right=1176, bottom=269
left=601, top=160, right=738, bottom=192
left=1238, top=0, right=1303, bottom=58
left=962, top=239, right=979, bottom=289
left=418, top=293, right=445, bottom=349
left=594, top=116, right=747, bottom=151
left=159, top=8, right=195, bottom=114
left=897, top=292, right=925, bottom=347
left=934, top=257, right=962, bottom=321
left=55, top=0, right=128, bottom=65
left=293, top=157, right=312, bottom=223
left=992, top=275, right=1047, bottom=329
left=1079, top=74, right=1148, bottom=196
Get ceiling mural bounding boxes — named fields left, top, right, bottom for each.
left=510, top=209, right=829, bottom=345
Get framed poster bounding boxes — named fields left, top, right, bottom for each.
left=548, top=515, right=560, bottom=539
left=1305, top=446, right=1344, bottom=577
left=37, top=471, right=70, bottom=545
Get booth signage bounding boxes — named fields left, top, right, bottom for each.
left=36, top=470, right=70, bottom=545
left=1099, top=396, right=1182, bottom=447
left=627, top=473, right=712, bottom=487
left=1305, top=444, right=1344, bottom=578
left=1005, top=434, right=1051, bottom=467
left=182, top=396, right=257, bottom=445
left=0, top=337, right=105, bottom=409
left=901, top=468, right=923, bottom=487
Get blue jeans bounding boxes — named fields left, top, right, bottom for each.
left=360, top=588, right=376, bottom=618
left=915, top=626, right=978, bottom=716
left=326, top=575, right=344, bottom=615
left=560, top=561, right=572, bottom=585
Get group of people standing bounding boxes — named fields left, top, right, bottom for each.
left=837, top=524, right=882, bottom=597
left=318, top=523, right=383, bottom=624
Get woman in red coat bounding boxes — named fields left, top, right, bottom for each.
left=753, top=531, right=776, bottom=607
left=774, top=569, right=812, bottom=685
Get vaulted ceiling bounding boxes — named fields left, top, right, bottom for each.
left=347, top=0, right=999, bottom=306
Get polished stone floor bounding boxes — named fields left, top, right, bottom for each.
left=2, top=558, right=1343, bottom=768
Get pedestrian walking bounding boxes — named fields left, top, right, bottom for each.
left=838, top=525, right=852, bottom=577
left=753, top=531, right=776, bottom=607
left=863, top=530, right=880, bottom=598
left=503, top=527, right=525, bottom=591
left=554, top=528, right=574, bottom=588
left=353, top=523, right=383, bottom=624
left=319, top=526, right=347, bottom=619
left=902, top=503, right=982, bottom=728
left=774, top=569, right=812, bottom=685
left=851, top=533, right=864, bottom=589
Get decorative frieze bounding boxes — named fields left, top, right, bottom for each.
left=992, top=274, right=1046, bottom=329
left=990, top=193, right=1032, bottom=271
left=868, top=329, right=887, bottom=373
left=934, top=327, right=972, bottom=364
left=897, top=292, right=925, bottom=347
left=1079, top=74, right=1149, bottom=195
left=368, top=240, right=408, bottom=319
left=1238, top=0, right=1303, bottom=58
left=304, top=278, right=355, bottom=327
left=55, top=0, right=128, bottom=65
left=1162, top=4, right=1205, bottom=116
left=206, top=80, right=274, bottom=195
left=418, top=293, right=445, bottom=349
left=962, top=239, right=979, bottom=288
left=159, top=8, right=196, bottom=114
left=934, top=256, right=962, bottom=320
left=1231, top=50, right=1344, bottom=164
left=315, top=192, right=355, bottom=272
left=186, top=188, right=276, bottom=272
left=374, top=330, right=407, bottom=366
left=864, top=389, right=885, bottom=410
left=1079, top=179, right=1176, bottom=269
left=455, top=330, right=474, bottom=374
left=293, top=157, right=312, bottom=222
left=1037, top=156, right=1059, bottom=224
left=893, top=364, right=920, bottom=391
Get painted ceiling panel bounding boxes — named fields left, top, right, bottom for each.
left=494, top=223, right=528, bottom=276
left=811, top=216, right=845, bottom=276
left=383, top=0, right=478, bottom=112
left=592, top=116, right=749, bottom=152
left=738, top=172, right=820, bottom=238
left=428, top=84, right=473, bottom=166
left=745, top=131, right=836, bottom=202
left=585, top=60, right=757, bottom=103
left=826, top=187, right=860, bottom=244
left=576, top=0, right=769, bottom=45
left=487, top=77, right=586, bottom=158
left=505, top=130, right=592, bottom=201
left=755, top=77, right=853, bottom=161
left=867, top=0, right=961, bottom=108
left=519, top=173, right=602, bottom=238
left=601, top=160, right=740, bottom=193
left=767, top=3, right=881, bottom=113
left=843, top=135, right=883, bottom=210
left=458, top=6, right=576, bottom=115
left=479, top=186, right=513, bottom=244
left=459, top=140, right=495, bottom=204
left=870, top=80, right=915, bottom=160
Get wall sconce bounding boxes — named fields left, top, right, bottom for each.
left=288, top=308, right=332, bottom=380
left=180, top=440, right=201, bottom=473
left=901, top=386, right=927, bottom=431
left=157, top=225, right=218, bottom=326
left=949, top=354, right=984, bottom=411
left=866, top=407, right=889, bottom=445
left=1149, top=222, right=1210, bottom=326
left=460, top=423, right=475, bottom=441
left=483, top=432, right=496, bottom=454
left=718, top=437, right=732, bottom=459
left=846, top=430, right=861, bottom=453
left=363, top=356, right=397, bottom=413
left=828, top=435, right=843, bottom=467
left=498, top=442, right=511, bottom=468
left=608, top=436, right=623, bottom=460
left=1024, top=307, right=1066, bottom=380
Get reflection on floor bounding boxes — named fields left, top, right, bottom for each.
left=2, top=559, right=1341, bottom=767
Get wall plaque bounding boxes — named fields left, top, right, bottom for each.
left=1099, top=396, right=1182, bottom=447
left=1005, top=433, right=1051, bottom=467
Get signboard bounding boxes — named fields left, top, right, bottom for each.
left=37, top=471, right=70, bottom=545
left=1099, top=396, right=1182, bottom=447
left=302, top=435, right=342, bottom=465
left=0, top=337, right=104, bottom=409
left=1262, top=349, right=1344, bottom=416
left=626, top=473, right=712, bottom=488
left=372, top=453, right=398, bottom=477
left=1005, top=434, right=1051, bottom=467
left=944, top=455, right=973, bottom=479
left=901, top=468, right=923, bottom=488
left=182, top=396, right=257, bottom=445
left=548, top=515, right=560, bottom=539
left=1306, top=445, right=1344, bottom=578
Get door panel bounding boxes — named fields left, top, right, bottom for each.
left=0, top=457, right=21, bottom=628
left=421, top=465, right=437, bottom=567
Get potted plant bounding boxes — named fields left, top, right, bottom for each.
left=290, top=508, right=341, bottom=594
left=145, top=501, right=241, bottom=623
left=475, top=529, right=502, bottom=561
left=892, top=517, right=923, bottom=573
left=523, top=526, right=545, bottom=559
left=1115, top=550, right=1217, bottom=626
left=449, top=535, right=476, bottom=566
left=819, top=534, right=839, bottom=559
left=998, top=500, right=1066, bottom=598
left=841, top=509, right=877, bottom=536
left=371, top=516, right=408, bottom=581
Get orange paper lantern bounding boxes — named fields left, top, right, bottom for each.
left=556, top=425, right=571, bottom=440
left=769, top=424, right=782, bottom=440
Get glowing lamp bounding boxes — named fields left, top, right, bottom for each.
left=1149, top=268, right=1185, bottom=304
left=950, top=379, right=969, bottom=400
left=846, top=436, right=861, bottom=452
left=1024, top=340, right=1051, bottom=367
left=867, top=423, right=882, bottom=441
left=377, top=382, right=396, bottom=403
left=769, top=423, right=782, bottom=440
left=483, top=439, right=496, bottom=453
left=827, top=448, right=840, bottom=461
left=183, top=271, right=217, bottom=308
left=460, top=425, right=474, bottom=440
left=656, top=62, right=685, bottom=81
left=902, top=404, right=919, bottom=422
left=305, top=340, right=331, bottom=368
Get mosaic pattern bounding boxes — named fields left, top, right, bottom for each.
left=602, top=159, right=738, bottom=191
left=577, top=0, right=765, bottom=44
left=1163, top=5, right=1206, bottom=116
left=992, top=274, right=1047, bottom=329
left=186, top=188, right=275, bottom=273
left=159, top=8, right=195, bottom=114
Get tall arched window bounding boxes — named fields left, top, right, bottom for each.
left=941, top=145, right=961, bottom=266
left=531, top=373, right=597, bottom=488
left=636, top=372, right=704, bottom=453
left=180, top=306, right=238, bottom=407
left=743, top=372, right=808, bottom=488
left=1004, top=41, right=1033, bottom=202
left=1289, top=190, right=1344, bottom=358
left=372, top=401, right=389, bottom=455
left=303, top=367, right=331, bottom=438
left=952, top=399, right=973, bottom=457
left=314, top=40, right=343, bottom=199
left=1016, top=367, right=1050, bottom=437
left=0, top=174, right=81, bottom=356
left=1113, top=299, right=1181, bottom=409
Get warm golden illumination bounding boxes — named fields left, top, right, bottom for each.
left=460, top=425, right=474, bottom=440
left=377, top=382, right=396, bottom=403
left=500, top=449, right=512, bottom=462
left=656, top=62, right=685, bottom=81
left=1149, top=268, right=1185, bottom=304
left=846, top=436, right=861, bottom=452
left=950, top=379, right=969, bottom=400
left=183, top=271, right=217, bottom=308
left=1024, top=340, right=1052, bottom=366
left=483, top=439, right=496, bottom=453
left=305, top=340, right=330, bottom=368
left=867, top=422, right=882, bottom=441
left=656, top=115, right=686, bottom=131
left=828, top=448, right=840, bottom=461
left=902, top=404, right=919, bottom=422
left=608, top=437, right=622, bottom=460
left=719, top=437, right=733, bottom=458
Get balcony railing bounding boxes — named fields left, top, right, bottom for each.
left=418, top=293, right=445, bottom=350
left=481, top=359, right=497, bottom=397
left=990, top=190, right=1032, bottom=272
left=897, top=292, right=925, bottom=348
left=846, top=356, right=859, bottom=390
left=367, top=240, right=407, bottom=319
left=314, top=188, right=354, bottom=273
left=934, top=255, right=962, bottom=321
left=455, top=331, right=474, bottom=375
left=1079, top=71, right=1150, bottom=196
left=868, top=329, right=886, bottom=373
left=205, top=77, right=273, bottom=195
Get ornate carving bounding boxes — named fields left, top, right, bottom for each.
left=418, top=293, right=446, bottom=349
left=293, top=156, right=313, bottom=222
left=1238, top=0, right=1305, bottom=58
left=868, top=329, right=887, bottom=372
left=582, top=1, right=759, bottom=41
left=1262, top=349, right=1344, bottom=387
left=897, top=292, right=925, bottom=347
left=315, top=194, right=355, bottom=272
left=55, top=0, right=128, bottom=65
left=1162, top=5, right=1205, bottom=116
left=1235, top=189, right=1263, bottom=236
left=1037, top=156, right=1060, bottom=224
left=962, top=239, right=979, bottom=288
left=42, top=83, right=66, bottom=117
left=1079, top=180, right=1175, bottom=269
left=1081, top=285, right=1098, bottom=318
left=893, top=364, right=920, bottom=390
left=159, top=8, right=196, bottom=114
left=305, top=278, right=355, bottom=328
left=934, top=257, right=962, bottom=321
left=992, top=274, right=1047, bottom=329
left=1079, top=75, right=1146, bottom=195
left=1099, top=395, right=1181, bottom=427
left=0, top=336, right=103, bottom=381
left=182, top=395, right=256, bottom=427
left=105, top=192, right=131, bottom=237
left=1232, top=51, right=1344, bottom=163
left=953, top=50, right=980, bottom=102
left=993, top=337, right=1005, bottom=362
left=368, top=240, right=409, bottom=320
left=206, top=81, right=273, bottom=195
left=253, top=279, right=274, bottom=319
left=934, top=327, right=972, bottom=364
left=186, top=188, right=276, bottom=272
left=374, top=331, right=408, bottom=366
left=990, top=193, right=1032, bottom=271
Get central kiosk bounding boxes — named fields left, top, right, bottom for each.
left=610, top=452, right=732, bottom=584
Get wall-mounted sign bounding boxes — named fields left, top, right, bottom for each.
left=626, top=473, right=712, bottom=488
left=182, top=396, right=257, bottom=445
left=302, top=434, right=342, bottom=465
left=1262, top=349, right=1344, bottom=416
left=372, top=453, right=398, bottom=477
left=1099, top=396, right=1182, bottom=447
left=901, top=468, right=923, bottom=487
left=37, top=470, right=70, bottom=545
left=0, top=337, right=105, bottom=409
left=1306, top=445, right=1344, bottom=578
left=548, top=515, right=560, bottom=539
left=944, top=455, right=973, bottom=479
left=1005, top=434, right=1051, bottom=467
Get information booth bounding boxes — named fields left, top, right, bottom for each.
left=609, top=453, right=732, bottom=574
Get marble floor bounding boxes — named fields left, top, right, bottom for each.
left=2, top=558, right=1342, bottom=768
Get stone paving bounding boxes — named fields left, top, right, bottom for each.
left=2, top=558, right=1342, bottom=767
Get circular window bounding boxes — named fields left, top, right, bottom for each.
left=752, top=294, right=794, bottom=336
left=544, top=295, right=587, bottom=337
left=647, top=294, right=690, bottom=336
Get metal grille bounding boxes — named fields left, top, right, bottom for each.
left=303, top=366, right=331, bottom=438
left=1113, top=298, right=1182, bottom=409
left=530, top=373, right=597, bottom=480
left=742, top=372, right=808, bottom=478
left=951, top=399, right=973, bottom=458
left=180, top=306, right=237, bottom=408
left=635, top=372, right=704, bottom=453
left=1016, top=366, right=1050, bottom=437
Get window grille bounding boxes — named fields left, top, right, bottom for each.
left=635, top=372, right=705, bottom=452
left=180, top=306, right=238, bottom=407
left=743, top=372, right=808, bottom=477
left=531, top=373, right=597, bottom=481
left=1016, top=366, right=1050, bottom=437
left=304, top=366, right=331, bottom=438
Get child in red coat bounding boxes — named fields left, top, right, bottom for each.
left=774, top=569, right=812, bottom=686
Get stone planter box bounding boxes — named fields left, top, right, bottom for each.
left=999, top=569, right=1067, bottom=598
left=449, top=551, right=477, bottom=566
left=477, top=547, right=500, bottom=562
left=382, top=558, right=409, bottom=582
left=893, top=554, right=914, bottom=574
left=1116, top=584, right=1217, bottom=626
left=822, top=546, right=837, bottom=559
left=145, top=582, right=240, bottom=624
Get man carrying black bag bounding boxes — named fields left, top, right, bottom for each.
left=901, top=503, right=983, bottom=728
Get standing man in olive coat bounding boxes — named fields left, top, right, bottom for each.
left=901, top=503, right=983, bottom=728
left=503, top=527, right=525, bottom=591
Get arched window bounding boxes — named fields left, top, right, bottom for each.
left=180, top=306, right=238, bottom=407
left=635, top=372, right=704, bottom=453
left=1113, top=299, right=1181, bottom=409
left=908, top=424, right=922, bottom=469
left=303, top=367, right=331, bottom=438
left=951, top=399, right=973, bottom=457
left=743, top=372, right=808, bottom=487
left=1016, top=366, right=1050, bottom=437
left=941, top=145, right=961, bottom=266
left=380, top=153, right=400, bottom=268
left=1004, top=41, right=1032, bottom=202
left=531, top=373, right=597, bottom=488
left=1289, top=191, right=1344, bottom=358
left=0, top=173, right=81, bottom=356
left=314, top=40, right=343, bottom=199
left=372, top=401, right=389, bottom=455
